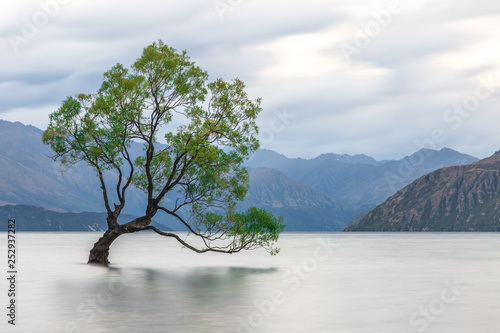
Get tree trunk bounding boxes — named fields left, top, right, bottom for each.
left=88, top=227, right=124, bottom=265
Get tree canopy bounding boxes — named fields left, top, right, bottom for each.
left=42, top=40, right=285, bottom=264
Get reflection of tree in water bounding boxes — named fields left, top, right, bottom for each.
left=59, top=266, right=279, bottom=332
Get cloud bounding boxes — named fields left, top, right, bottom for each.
left=1, top=0, right=500, bottom=160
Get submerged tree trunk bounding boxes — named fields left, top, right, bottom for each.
left=88, top=215, right=151, bottom=265
left=88, top=227, right=124, bottom=265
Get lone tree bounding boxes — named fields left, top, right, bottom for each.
left=43, top=41, right=285, bottom=265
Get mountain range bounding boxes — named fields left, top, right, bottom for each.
left=238, top=168, right=352, bottom=231
left=345, top=152, right=500, bottom=231
left=0, top=119, right=480, bottom=231
left=0, top=204, right=172, bottom=232
left=244, top=148, right=478, bottom=211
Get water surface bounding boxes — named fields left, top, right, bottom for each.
left=2, top=232, right=500, bottom=332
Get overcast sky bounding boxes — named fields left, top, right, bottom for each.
left=1, top=0, right=500, bottom=160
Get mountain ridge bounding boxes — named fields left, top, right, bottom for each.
left=344, top=153, right=500, bottom=231
left=240, top=167, right=350, bottom=231
left=0, top=119, right=482, bottom=231
left=246, top=146, right=479, bottom=211
left=0, top=204, right=172, bottom=232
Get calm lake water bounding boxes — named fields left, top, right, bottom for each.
left=1, top=232, right=500, bottom=333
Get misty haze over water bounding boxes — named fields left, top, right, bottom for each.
left=3, top=232, right=500, bottom=332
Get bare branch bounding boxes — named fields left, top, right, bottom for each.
left=144, top=226, right=245, bottom=254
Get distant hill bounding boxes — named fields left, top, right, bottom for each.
left=0, top=120, right=349, bottom=230
left=0, top=119, right=481, bottom=231
left=0, top=205, right=172, bottom=232
left=345, top=152, right=500, bottom=231
left=240, top=168, right=351, bottom=231
left=312, top=152, right=388, bottom=166
left=0, top=120, right=145, bottom=213
left=246, top=148, right=479, bottom=211
left=0, top=120, right=185, bottom=229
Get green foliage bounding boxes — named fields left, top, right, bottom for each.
left=42, top=40, right=284, bottom=255
left=228, top=207, right=285, bottom=255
